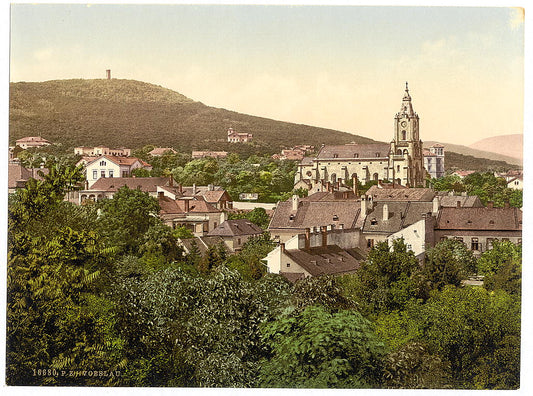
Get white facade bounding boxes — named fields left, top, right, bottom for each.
left=85, top=156, right=150, bottom=187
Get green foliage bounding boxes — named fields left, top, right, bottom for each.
left=173, top=225, right=195, bottom=239
left=260, top=305, right=386, bottom=388
left=477, top=240, right=521, bottom=295
left=382, top=342, right=451, bottom=389
left=345, top=239, right=423, bottom=315
left=96, top=186, right=160, bottom=254
left=422, top=239, right=476, bottom=292
left=228, top=207, right=270, bottom=229
left=291, top=276, right=357, bottom=313
left=225, top=233, right=275, bottom=280
left=444, top=151, right=520, bottom=173
left=198, top=244, right=227, bottom=274
left=420, top=286, right=520, bottom=389
left=139, top=222, right=183, bottom=266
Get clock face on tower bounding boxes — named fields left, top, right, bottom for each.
left=401, top=121, right=407, bottom=127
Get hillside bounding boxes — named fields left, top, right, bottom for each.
left=9, top=79, right=375, bottom=154
left=444, top=151, right=521, bottom=172
left=469, top=134, right=523, bottom=162
left=424, top=140, right=522, bottom=167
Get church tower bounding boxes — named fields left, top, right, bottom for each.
left=389, top=83, right=425, bottom=187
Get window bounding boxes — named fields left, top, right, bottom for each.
left=289, top=214, right=295, bottom=221
left=286, top=263, right=291, bottom=267
left=237, top=238, right=241, bottom=245
left=440, top=236, right=447, bottom=241
left=367, top=239, right=374, bottom=248
left=375, top=153, right=380, bottom=157
left=471, top=238, right=479, bottom=251
left=487, top=238, right=494, bottom=249
left=353, top=153, right=359, bottom=158
left=92, top=170, right=98, bottom=179
left=455, top=237, right=464, bottom=244
left=122, top=171, right=128, bottom=177
left=333, top=215, right=339, bottom=221
left=406, top=244, right=412, bottom=250
left=109, top=170, right=114, bottom=178
left=100, top=160, right=106, bottom=166
left=518, top=238, right=522, bottom=245
left=370, top=218, right=378, bottom=225
left=402, top=130, right=406, bottom=140
left=101, top=170, right=106, bottom=178
left=397, top=165, right=400, bottom=172
left=333, top=154, right=338, bottom=158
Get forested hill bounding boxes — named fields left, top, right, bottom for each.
left=9, top=79, right=375, bottom=154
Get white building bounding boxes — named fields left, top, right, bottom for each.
left=83, top=155, right=152, bottom=187
left=424, top=143, right=445, bottom=179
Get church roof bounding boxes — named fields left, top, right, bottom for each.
left=316, top=143, right=391, bottom=160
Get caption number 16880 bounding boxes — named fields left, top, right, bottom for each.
left=32, top=368, right=58, bottom=377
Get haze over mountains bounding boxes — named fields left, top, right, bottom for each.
left=468, top=134, right=523, bottom=162
left=9, top=78, right=521, bottom=170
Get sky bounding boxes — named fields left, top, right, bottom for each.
left=7, top=2, right=526, bottom=146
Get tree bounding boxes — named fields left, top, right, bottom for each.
left=420, top=286, right=520, bottom=389
left=96, top=186, right=160, bottom=254
left=477, top=240, right=521, bottom=295
left=343, top=239, right=423, bottom=315
left=422, top=239, right=476, bottom=292
left=259, top=305, right=386, bottom=388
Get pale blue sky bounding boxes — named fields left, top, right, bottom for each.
left=9, top=3, right=525, bottom=145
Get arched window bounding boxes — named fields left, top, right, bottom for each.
left=373, top=173, right=379, bottom=181
left=396, top=149, right=402, bottom=155
left=402, top=130, right=407, bottom=140
left=396, top=178, right=401, bottom=185
left=331, top=173, right=337, bottom=183
left=403, top=149, right=409, bottom=155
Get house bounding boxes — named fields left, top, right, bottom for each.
left=507, top=176, right=523, bottom=190
left=8, top=163, right=49, bottom=193
left=148, top=147, right=177, bottom=156
left=15, top=136, right=51, bottom=149
left=79, top=176, right=172, bottom=203
left=387, top=215, right=436, bottom=260
left=82, top=155, right=152, bottom=187
left=192, top=151, right=228, bottom=159
left=227, top=128, right=253, bottom=143
left=423, top=144, right=445, bottom=179
left=158, top=195, right=226, bottom=236
left=365, top=185, right=435, bottom=202
left=207, top=219, right=264, bottom=252
left=264, top=227, right=366, bottom=282
left=268, top=193, right=364, bottom=243
left=157, top=184, right=233, bottom=209
left=74, top=146, right=131, bottom=157
left=452, top=170, right=475, bottom=179
left=434, top=203, right=522, bottom=255
left=295, top=84, right=426, bottom=188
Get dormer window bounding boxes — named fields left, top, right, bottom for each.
left=333, top=215, right=339, bottom=221
left=353, top=153, right=359, bottom=158
left=370, top=218, right=378, bottom=225
left=489, top=220, right=495, bottom=225
left=375, top=153, right=380, bottom=157
left=333, top=153, right=338, bottom=158
left=289, top=214, right=295, bottom=221
left=100, top=160, right=106, bottom=166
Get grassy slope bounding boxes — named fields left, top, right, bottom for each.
left=9, top=79, right=375, bottom=154
left=425, top=140, right=522, bottom=166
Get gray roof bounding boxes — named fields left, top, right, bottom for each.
left=208, top=219, right=263, bottom=237
left=365, top=186, right=435, bottom=202
left=180, top=236, right=226, bottom=255
left=362, top=201, right=433, bottom=234
left=269, top=199, right=362, bottom=231
left=316, top=143, right=390, bottom=160
left=438, top=195, right=484, bottom=208
left=284, top=245, right=364, bottom=276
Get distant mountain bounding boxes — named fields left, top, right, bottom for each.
left=468, top=134, right=523, bottom=162
left=425, top=141, right=522, bottom=167
left=9, top=79, right=375, bottom=155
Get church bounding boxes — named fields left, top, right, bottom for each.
left=295, top=83, right=427, bottom=191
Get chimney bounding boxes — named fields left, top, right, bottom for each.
left=352, top=175, right=359, bottom=196
left=305, top=228, right=311, bottom=250
left=361, top=195, right=367, bottom=215
left=487, top=201, right=494, bottom=208
left=292, top=195, right=299, bottom=211
left=184, top=199, right=190, bottom=212
left=106, top=69, right=111, bottom=80
left=432, top=196, right=440, bottom=216
left=179, top=184, right=183, bottom=194
left=383, top=203, right=389, bottom=221
left=321, top=226, right=328, bottom=247
left=280, top=243, right=285, bottom=253
left=169, top=174, right=174, bottom=187
left=457, top=200, right=461, bottom=208
left=208, top=184, right=214, bottom=191
left=193, top=183, right=197, bottom=195
left=158, top=191, right=164, bottom=199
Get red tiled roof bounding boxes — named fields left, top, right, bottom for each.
left=159, top=196, right=221, bottom=215
left=8, top=164, right=49, bottom=188
left=88, top=177, right=170, bottom=192
left=148, top=147, right=177, bottom=156
left=86, top=155, right=151, bottom=168
left=16, top=136, right=51, bottom=144
left=436, top=207, right=522, bottom=231
left=208, top=219, right=263, bottom=237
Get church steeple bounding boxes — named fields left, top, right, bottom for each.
left=400, top=81, right=415, bottom=116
